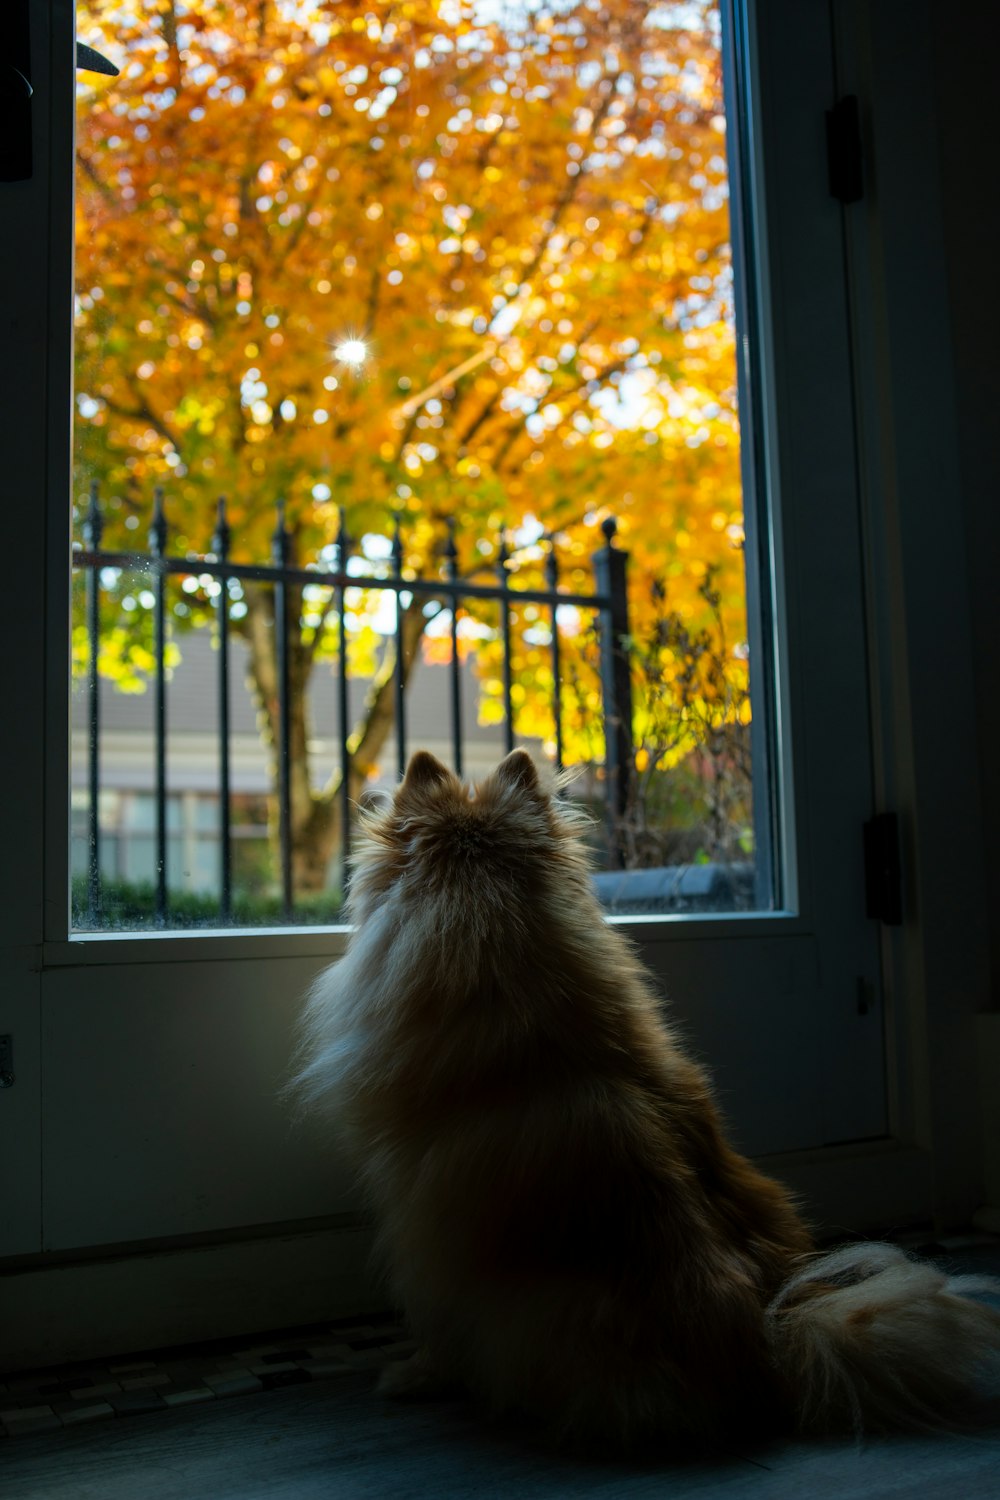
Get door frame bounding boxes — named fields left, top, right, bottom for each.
left=1, top=0, right=992, bottom=1369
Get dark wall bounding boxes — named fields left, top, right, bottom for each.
left=933, top=1, right=1000, bottom=1004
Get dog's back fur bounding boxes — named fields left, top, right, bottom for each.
left=290, top=749, right=1000, bottom=1449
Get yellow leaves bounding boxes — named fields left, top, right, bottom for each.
left=345, top=620, right=381, bottom=680
left=75, top=0, right=747, bottom=778
left=73, top=622, right=180, bottom=692
left=174, top=393, right=225, bottom=436
left=126, top=645, right=158, bottom=675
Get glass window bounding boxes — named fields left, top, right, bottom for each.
left=73, top=0, right=776, bottom=928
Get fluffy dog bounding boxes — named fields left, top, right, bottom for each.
left=289, top=748, right=1000, bottom=1449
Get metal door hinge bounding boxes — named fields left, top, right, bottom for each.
left=0, top=10, right=118, bottom=184
left=0, top=1035, right=14, bottom=1089
left=826, top=95, right=864, bottom=204
left=856, top=976, right=877, bottom=1016
left=0, top=4, right=32, bottom=182
left=863, top=812, right=902, bottom=925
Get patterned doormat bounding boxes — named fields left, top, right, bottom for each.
left=0, top=1314, right=410, bottom=1439
left=4, top=1233, right=997, bottom=1440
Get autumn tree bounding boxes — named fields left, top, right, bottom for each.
left=74, top=0, right=747, bottom=892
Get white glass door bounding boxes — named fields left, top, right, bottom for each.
left=0, top=0, right=902, bottom=1341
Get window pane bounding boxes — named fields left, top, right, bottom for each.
left=73, top=0, right=776, bottom=928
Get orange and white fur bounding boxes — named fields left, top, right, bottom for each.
left=290, top=749, right=1000, bottom=1448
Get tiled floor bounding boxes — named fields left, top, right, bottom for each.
left=3, top=1232, right=997, bottom=1454
left=0, top=1314, right=411, bottom=1440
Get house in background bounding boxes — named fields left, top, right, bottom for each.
left=71, top=631, right=540, bottom=897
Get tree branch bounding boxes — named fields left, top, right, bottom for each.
left=102, top=389, right=184, bottom=455
left=77, top=150, right=118, bottom=209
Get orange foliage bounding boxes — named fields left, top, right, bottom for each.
left=75, top=0, right=746, bottom=766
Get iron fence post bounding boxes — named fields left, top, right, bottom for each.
left=149, top=487, right=169, bottom=925
left=497, top=532, right=515, bottom=754
left=212, top=497, right=232, bottom=922
left=272, top=498, right=294, bottom=920
left=445, top=517, right=463, bottom=778
left=336, top=507, right=352, bottom=901
left=545, top=536, right=564, bottom=774
left=83, top=481, right=103, bottom=923
left=392, top=514, right=407, bottom=781
left=592, top=518, right=633, bottom=868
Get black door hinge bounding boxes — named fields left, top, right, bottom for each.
left=0, top=3, right=32, bottom=183
left=0, top=1034, right=14, bottom=1089
left=826, top=95, right=864, bottom=204
left=863, top=812, right=902, bottom=925
left=0, top=18, right=119, bottom=185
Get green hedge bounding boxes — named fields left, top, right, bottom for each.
left=71, top=876, right=345, bottom=930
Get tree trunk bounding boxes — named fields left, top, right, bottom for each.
left=241, top=585, right=432, bottom=896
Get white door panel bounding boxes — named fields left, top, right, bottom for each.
left=36, top=918, right=884, bottom=1262
left=643, top=930, right=825, bottom=1155
left=0, top=0, right=916, bottom=1355
left=635, top=926, right=885, bottom=1155
left=41, top=954, right=355, bottom=1250
left=0, top=976, right=43, bottom=1258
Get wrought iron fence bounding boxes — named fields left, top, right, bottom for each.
left=73, top=487, right=634, bottom=928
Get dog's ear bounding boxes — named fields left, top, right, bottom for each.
left=494, top=748, right=545, bottom=800
left=398, top=750, right=452, bottom=802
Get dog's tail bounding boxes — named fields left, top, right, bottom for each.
left=766, top=1241, right=1000, bottom=1432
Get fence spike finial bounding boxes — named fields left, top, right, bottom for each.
left=212, top=495, right=230, bottom=558
left=444, top=513, right=459, bottom=564
left=601, top=515, right=618, bottom=545
left=84, top=479, right=103, bottom=550
left=545, top=531, right=560, bottom=590
left=444, top=516, right=461, bottom=588
left=391, top=512, right=404, bottom=576
left=150, top=485, right=167, bottom=557
left=335, top=506, right=351, bottom=577
left=272, top=496, right=290, bottom=567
